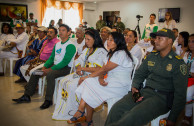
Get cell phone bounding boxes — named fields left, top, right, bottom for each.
left=132, top=92, right=141, bottom=102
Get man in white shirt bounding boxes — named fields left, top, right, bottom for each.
left=26, top=12, right=38, bottom=27
left=0, top=23, right=29, bottom=76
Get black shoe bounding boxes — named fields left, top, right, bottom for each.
left=15, top=78, right=27, bottom=83
left=0, top=72, right=4, bottom=76
left=12, top=95, right=31, bottom=103
left=40, top=100, right=53, bottom=109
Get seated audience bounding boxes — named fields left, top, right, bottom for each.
left=100, top=26, right=112, bottom=50
left=181, top=34, right=194, bottom=126
left=175, top=31, right=189, bottom=56
left=28, top=26, right=39, bottom=44
left=52, top=29, right=107, bottom=120
left=105, top=28, right=187, bottom=126
left=20, top=27, right=60, bottom=82
left=67, top=32, right=134, bottom=126
left=73, top=27, right=85, bottom=58
left=125, top=30, right=144, bottom=64
left=13, top=26, right=48, bottom=83
left=0, top=23, right=28, bottom=76
left=172, top=28, right=179, bottom=49
left=12, top=24, right=76, bottom=110
left=49, top=20, right=55, bottom=28
left=0, top=23, right=15, bottom=47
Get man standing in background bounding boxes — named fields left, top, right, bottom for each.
left=96, top=15, right=106, bottom=31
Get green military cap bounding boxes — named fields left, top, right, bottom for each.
left=150, top=28, right=175, bottom=42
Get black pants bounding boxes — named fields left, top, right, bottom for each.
left=25, top=66, right=71, bottom=101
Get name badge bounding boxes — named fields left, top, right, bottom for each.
left=148, top=61, right=155, bottom=66
left=166, top=64, right=172, bottom=71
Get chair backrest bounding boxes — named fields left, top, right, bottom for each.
left=70, top=48, right=77, bottom=74
left=131, top=56, right=139, bottom=80
left=21, top=41, right=28, bottom=58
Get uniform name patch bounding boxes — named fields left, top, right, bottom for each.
left=148, top=61, right=155, bottom=66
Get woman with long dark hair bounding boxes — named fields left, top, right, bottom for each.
left=52, top=29, right=107, bottom=120
left=175, top=31, right=189, bottom=56
left=125, top=30, right=144, bottom=64
left=67, top=32, right=134, bottom=126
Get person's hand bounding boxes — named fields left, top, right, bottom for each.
left=131, top=87, right=144, bottom=102
left=42, top=68, right=52, bottom=76
left=76, top=67, right=83, bottom=76
left=41, top=67, right=46, bottom=71
left=144, top=38, right=150, bottom=42
left=30, top=49, right=37, bottom=56
left=166, top=120, right=175, bottom=126
left=25, top=59, right=34, bottom=64
left=10, top=42, right=16, bottom=47
left=78, top=76, right=88, bottom=85
left=99, top=78, right=108, bottom=86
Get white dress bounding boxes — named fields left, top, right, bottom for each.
left=75, top=50, right=133, bottom=109
left=52, top=48, right=107, bottom=120
left=130, top=44, right=144, bottom=65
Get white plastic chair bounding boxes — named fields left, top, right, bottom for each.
left=106, top=56, right=139, bottom=113
left=38, top=48, right=77, bottom=100
left=4, top=43, right=27, bottom=76
left=151, top=111, right=170, bottom=126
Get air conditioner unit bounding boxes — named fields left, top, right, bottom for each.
left=84, top=3, right=96, bottom=11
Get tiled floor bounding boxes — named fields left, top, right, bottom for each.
left=0, top=73, right=192, bottom=126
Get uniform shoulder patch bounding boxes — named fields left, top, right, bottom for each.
left=175, top=55, right=182, bottom=60
left=180, top=64, right=187, bottom=75
left=151, top=50, right=157, bottom=53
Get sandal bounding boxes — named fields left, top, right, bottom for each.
left=75, top=120, right=93, bottom=126
left=67, top=110, right=86, bottom=124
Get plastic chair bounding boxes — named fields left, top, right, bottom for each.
left=38, top=48, right=77, bottom=100
left=151, top=111, right=170, bottom=126
left=106, top=56, right=139, bottom=113
left=4, top=43, right=27, bottom=76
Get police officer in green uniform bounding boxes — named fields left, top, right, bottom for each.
left=96, top=15, right=106, bottom=31
left=113, top=17, right=125, bottom=32
left=105, top=28, right=188, bottom=126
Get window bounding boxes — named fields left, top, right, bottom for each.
left=42, top=7, right=80, bottom=31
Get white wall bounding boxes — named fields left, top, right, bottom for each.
left=0, top=0, right=41, bottom=31
left=84, top=0, right=194, bottom=34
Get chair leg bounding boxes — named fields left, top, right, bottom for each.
left=38, top=78, right=42, bottom=94
left=10, top=59, right=13, bottom=76
left=4, top=59, right=7, bottom=74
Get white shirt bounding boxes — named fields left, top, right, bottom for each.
left=7, top=32, right=29, bottom=52
left=73, top=39, right=85, bottom=55
left=0, top=34, right=15, bottom=46
left=130, top=44, right=144, bottom=65
left=164, top=20, right=176, bottom=30
left=75, top=48, right=107, bottom=68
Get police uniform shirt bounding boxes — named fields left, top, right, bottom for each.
left=132, top=50, right=188, bottom=122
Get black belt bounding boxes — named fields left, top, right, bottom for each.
left=144, top=86, right=173, bottom=95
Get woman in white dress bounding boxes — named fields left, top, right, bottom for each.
left=52, top=29, right=107, bottom=120
left=163, top=12, right=176, bottom=30
left=67, top=32, right=134, bottom=126
left=176, top=31, right=189, bottom=56
left=125, top=30, right=144, bottom=65
left=181, top=34, right=194, bottom=126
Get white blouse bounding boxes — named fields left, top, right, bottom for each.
left=183, top=52, right=194, bottom=73
left=163, top=20, right=176, bottom=30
